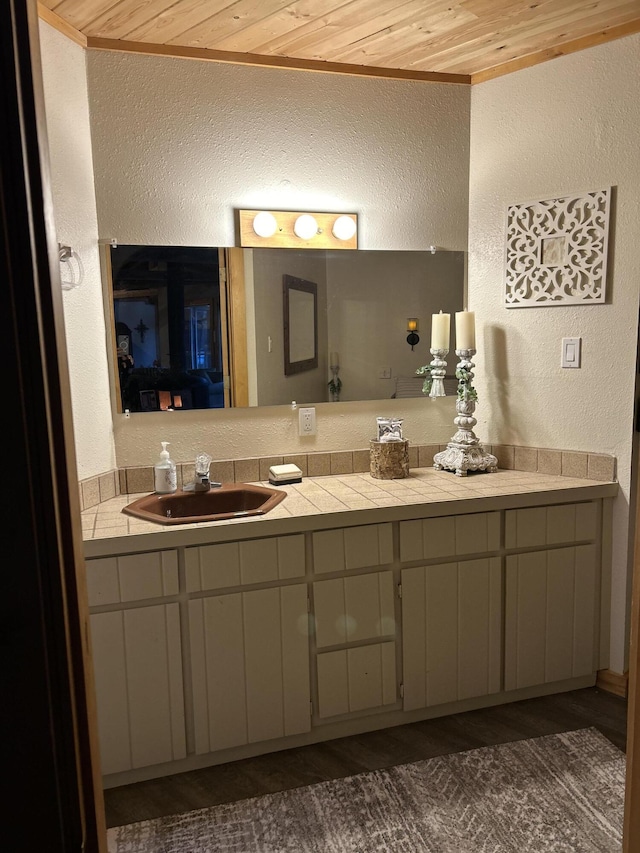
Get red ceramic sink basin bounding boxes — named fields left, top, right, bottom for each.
left=122, top=483, right=286, bottom=525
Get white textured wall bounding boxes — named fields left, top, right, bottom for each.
left=39, top=22, right=115, bottom=479
left=84, top=50, right=470, bottom=463
left=468, top=34, right=640, bottom=674
left=86, top=52, right=469, bottom=252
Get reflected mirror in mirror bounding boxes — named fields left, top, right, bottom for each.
left=283, top=274, right=318, bottom=375
left=107, top=246, right=465, bottom=412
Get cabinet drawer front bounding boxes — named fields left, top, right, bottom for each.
left=317, top=642, right=397, bottom=718
left=87, top=550, right=178, bottom=606
left=313, top=523, right=392, bottom=574
left=399, top=512, right=499, bottom=563
left=313, top=571, right=395, bottom=648
left=401, top=558, right=501, bottom=711
left=185, top=534, right=305, bottom=591
left=504, top=502, right=598, bottom=549
left=504, top=545, right=597, bottom=691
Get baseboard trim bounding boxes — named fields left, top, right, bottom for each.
left=596, top=668, right=628, bottom=698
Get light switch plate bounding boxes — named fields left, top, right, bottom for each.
left=561, top=337, right=582, bottom=368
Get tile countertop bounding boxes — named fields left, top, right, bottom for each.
left=82, top=467, right=618, bottom=559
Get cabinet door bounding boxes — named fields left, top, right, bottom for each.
left=90, top=603, right=186, bottom=775
left=401, top=559, right=501, bottom=711
left=189, top=584, right=310, bottom=753
left=505, top=545, right=597, bottom=690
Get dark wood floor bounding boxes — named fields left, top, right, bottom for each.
left=104, top=687, right=627, bottom=828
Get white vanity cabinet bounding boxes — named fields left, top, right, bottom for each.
left=399, top=501, right=603, bottom=712
left=84, top=492, right=612, bottom=786
left=87, top=551, right=186, bottom=775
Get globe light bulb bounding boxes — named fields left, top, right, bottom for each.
left=293, top=214, right=319, bottom=240
left=332, top=215, right=357, bottom=241
left=252, top=211, right=277, bottom=238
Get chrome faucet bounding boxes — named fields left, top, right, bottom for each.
left=183, top=453, right=221, bottom=492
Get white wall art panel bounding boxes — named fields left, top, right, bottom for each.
left=505, top=188, right=611, bottom=307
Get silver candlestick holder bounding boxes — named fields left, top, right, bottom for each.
left=428, top=348, right=448, bottom=397
left=433, top=349, right=497, bottom=477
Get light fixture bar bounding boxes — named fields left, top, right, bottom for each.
left=238, top=209, right=358, bottom=250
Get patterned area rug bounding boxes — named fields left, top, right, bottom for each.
left=107, top=728, right=625, bottom=852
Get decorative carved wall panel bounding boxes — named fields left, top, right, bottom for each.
left=505, top=188, right=611, bottom=307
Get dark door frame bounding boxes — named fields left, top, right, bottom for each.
left=2, top=0, right=105, bottom=849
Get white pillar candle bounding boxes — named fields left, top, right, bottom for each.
left=455, top=311, right=475, bottom=350
left=431, top=311, right=450, bottom=350
left=330, top=352, right=339, bottom=365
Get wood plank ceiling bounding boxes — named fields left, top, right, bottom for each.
left=39, top=0, right=640, bottom=83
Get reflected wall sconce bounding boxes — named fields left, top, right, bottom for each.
left=407, top=318, right=420, bottom=350
left=238, top=209, right=358, bottom=249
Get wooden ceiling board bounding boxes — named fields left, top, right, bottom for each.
left=39, top=0, right=640, bottom=81
left=171, top=0, right=344, bottom=51
left=248, top=0, right=429, bottom=56
left=419, top=0, right=640, bottom=73
left=331, top=0, right=547, bottom=66
left=317, top=5, right=480, bottom=66
left=471, top=16, right=640, bottom=82
left=164, top=0, right=316, bottom=50
left=263, top=0, right=471, bottom=61
left=41, top=0, right=125, bottom=31
left=359, top=0, right=640, bottom=72
left=124, top=0, right=288, bottom=45
left=82, top=0, right=192, bottom=40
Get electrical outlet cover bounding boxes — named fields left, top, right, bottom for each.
left=298, top=407, right=316, bottom=435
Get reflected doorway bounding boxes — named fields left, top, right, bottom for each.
left=110, top=245, right=228, bottom=412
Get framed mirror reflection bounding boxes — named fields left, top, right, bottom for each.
left=106, top=245, right=465, bottom=413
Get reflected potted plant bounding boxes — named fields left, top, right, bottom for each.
left=328, top=374, right=342, bottom=402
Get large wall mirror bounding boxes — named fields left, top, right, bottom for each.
left=106, top=245, right=465, bottom=412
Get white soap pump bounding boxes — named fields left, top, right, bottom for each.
left=154, top=441, right=177, bottom=494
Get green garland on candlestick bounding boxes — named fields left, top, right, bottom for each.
left=415, top=364, right=433, bottom=396
left=455, top=365, right=478, bottom=402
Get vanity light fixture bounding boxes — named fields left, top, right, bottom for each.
left=238, top=210, right=358, bottom=249
left=407, top=318, right=420, bottom=350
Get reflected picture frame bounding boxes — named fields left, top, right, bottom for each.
left=283, top=274, right=318, bottom=376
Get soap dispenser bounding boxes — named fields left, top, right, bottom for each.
left=154, top=441, right=177, bottom=494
